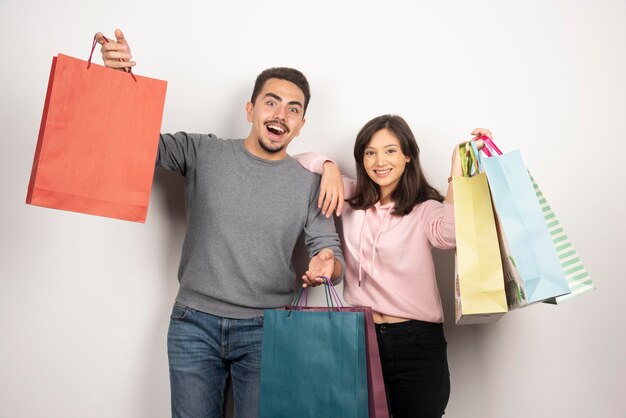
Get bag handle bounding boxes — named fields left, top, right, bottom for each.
left=292, top=277, right=343, bottom=309
left=288, top=276, right=343, bottom=318
left=470, top=141, right=484, bottom=173
left=87, top=34, right=137, bottom=82
left=325, top=277, right=343, bottom=308
left=469, top=135, right=504, bottom=173
left=474, top=135, right=503, bottom=157
left=459, top=142, right=479, bottom=178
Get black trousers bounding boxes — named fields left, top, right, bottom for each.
left=376, top=319, right=450, bottom=418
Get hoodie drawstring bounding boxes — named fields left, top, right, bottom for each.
left=357, top=205, right=392, bottom=287
left=371, top=207, right=392, bottom=278
left=357, top=210, right=368, bottom=287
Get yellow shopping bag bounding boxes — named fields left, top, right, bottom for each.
left=453, top=144, right=508, bottom=324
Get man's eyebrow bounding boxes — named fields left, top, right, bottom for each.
left=264, top=92, right=303, bottom=108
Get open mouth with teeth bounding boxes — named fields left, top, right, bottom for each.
left=373, top=169, right=392, bottom=177
left=265, top=122, right=288, bottom=139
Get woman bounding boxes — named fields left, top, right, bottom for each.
left=297, top=114, right=491, bottom=418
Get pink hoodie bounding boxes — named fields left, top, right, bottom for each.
left=295, top=152, right=456, bottom=323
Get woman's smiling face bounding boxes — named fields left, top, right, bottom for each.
left=363, top=128, right=411, bottom=203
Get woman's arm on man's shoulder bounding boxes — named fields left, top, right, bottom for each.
left=293, top=152, right=355, bottom=217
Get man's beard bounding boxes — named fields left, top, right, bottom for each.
left=258, top=137, right=285, bottom=154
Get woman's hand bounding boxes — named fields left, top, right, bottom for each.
left=318, top=161, right=344, bottom=217
left=451, top=128, right=494, bottom=175
left=95, top=29, right=136, bottom=71
left=470, top=127, right=493, bottom=151
left=445, top=128, right=493, bottom=204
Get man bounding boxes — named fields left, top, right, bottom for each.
left=96, top=30, right=344, bottom=418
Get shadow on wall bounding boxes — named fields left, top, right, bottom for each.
left=433, top=248, right=456, bottom=325
left=433, top=247, right=498, bottom=412
left=434, top=247, right=493, bottom=338
left=150, top=168, right=239, bottom=417
left=291, top=216, right=345, bottom=294
left=152, top=168, right=187, bottom=234
left=140, top=169, right=187, bottom=418
left=147, top=175, right=344, bottom=417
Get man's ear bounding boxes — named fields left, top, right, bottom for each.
left=246, top=102, right=253, bottom=123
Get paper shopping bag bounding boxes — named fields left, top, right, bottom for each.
left=480, top=141, right=570, bottom=304
left=260, top=287, right=368, bottom=418
left=493, top=211, right=530, bottom=309
left=469, top=140, right=529, bottom=309
left=528, top=176, right=595, bottom=304
left=259, top=309, right=368, bottom=418
left=453, top=144, right=508, bottom=324
left=290, top=304, right=389, bottom=418
left=26, top=43, right=167, bottom=222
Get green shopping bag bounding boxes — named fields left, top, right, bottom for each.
left=259, top=286, right=368, bottom=418
left=530, top=176, right=596, bottom=303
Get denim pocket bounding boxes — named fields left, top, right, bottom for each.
left=170, top=303, right=192, bottom=321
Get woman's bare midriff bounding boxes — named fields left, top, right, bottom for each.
left=372, top=310, right=411, bottom=324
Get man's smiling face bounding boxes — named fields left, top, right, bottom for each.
left=245, top=78, right=306, bottom=160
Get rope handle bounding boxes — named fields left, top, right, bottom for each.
left=287, top=276, right=343, bottom=318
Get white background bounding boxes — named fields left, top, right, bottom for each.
left=1, top=1, right=624, bottom=417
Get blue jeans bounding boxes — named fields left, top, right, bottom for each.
left=167, top=303, right=264, bottom=418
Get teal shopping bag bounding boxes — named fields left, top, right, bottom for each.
left=479, top=139, right=570, bottom=303
left=259, top=290, right=368, bottom=418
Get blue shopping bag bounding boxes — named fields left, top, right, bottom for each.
left=478, top=139, right=570, bottom=304
left=259, top=286, right=368, bottom=418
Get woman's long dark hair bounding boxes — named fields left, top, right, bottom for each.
left=348, top=115, right=444, bottom=216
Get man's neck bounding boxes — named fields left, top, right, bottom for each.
left=243, top=136, right=288, bottom=161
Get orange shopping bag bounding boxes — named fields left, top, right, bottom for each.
left=26, top=36, right=167, bottom=222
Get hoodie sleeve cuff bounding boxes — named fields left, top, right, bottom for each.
left=292, top=152, right=334, bottom=175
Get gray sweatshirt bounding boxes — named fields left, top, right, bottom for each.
left=157, top=133, right=344, bottom=319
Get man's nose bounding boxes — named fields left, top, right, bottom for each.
left=273, top=105, right=287, bottom=120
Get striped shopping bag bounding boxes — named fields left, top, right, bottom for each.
left=531, top=176, right=596, bottom=303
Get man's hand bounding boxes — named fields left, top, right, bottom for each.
left=95, top=29, right=136, bottom=70
left=301, top=248, right=336, bottom=288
